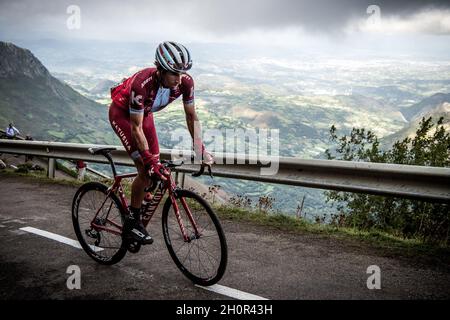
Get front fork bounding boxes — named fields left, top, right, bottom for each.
left=167, top=177, right=202, bottom=242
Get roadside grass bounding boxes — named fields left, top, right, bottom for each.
left=1, top=168, right=448, bottom=260
left=55, top=160, right=78, bottom=178
left=214, top=204, right=450, bottom=258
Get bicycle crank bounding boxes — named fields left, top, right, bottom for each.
left=126, top=240, right=141, bottom=253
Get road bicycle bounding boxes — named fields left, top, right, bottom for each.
left=71, top=147, right=227, bottom=286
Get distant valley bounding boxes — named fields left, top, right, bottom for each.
left=1, top=40, right=449, bottom=216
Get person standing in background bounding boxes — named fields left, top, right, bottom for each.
left=6, top=123, right=20, bottom=139
left=76, top=160, right=87, bottom=181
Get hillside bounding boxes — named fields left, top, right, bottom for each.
left=0, top=42, right=118, bottom=144
left=90, top=79, right=116, bottom=95
left=382, top=95, right=450, bottom=146
left=401, top=93, right=450, bottom=121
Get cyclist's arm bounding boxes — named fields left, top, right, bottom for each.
left=184, top=102, right=201, bottom=142
left=184, top=102, right=214, bottom=165
left=130, top=109, right=168, bottom=179
left=130, top=112, right=148, bottom=153
left=181, top=74, right=212, bottom=163
left=181, top=73, right=198, bottom=141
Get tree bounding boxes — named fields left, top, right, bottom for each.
left=324, top=117, right=450, bottom=244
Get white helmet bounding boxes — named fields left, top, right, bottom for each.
left=155, top=41, right=192, bottom=74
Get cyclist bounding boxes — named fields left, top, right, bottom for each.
left=109, top=41, right=214, bottom=245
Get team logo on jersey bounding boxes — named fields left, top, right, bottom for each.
left=141, top=77, right=152, bottom=88
left=131, top=91, right=143, bottom=106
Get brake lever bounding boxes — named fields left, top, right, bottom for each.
left=191, top=166, right=204, bottom=177
left=192, top=164, right=213, bottom=178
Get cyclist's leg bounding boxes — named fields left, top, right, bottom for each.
left=109, top=104, right=153, bottom=207
left=142, top=112, right=159, bottom=154
left=131, top=159, right=149, bottom=206
left=130, top=112, right=159, bottom=207
left=108, top=103, right=135, bottom=158
left=108, top=106, right=156, bottom=244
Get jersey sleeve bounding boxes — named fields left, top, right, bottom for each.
left=181, top=74, right=195, bottom=105
left=128, top=73, right=147, bottom=115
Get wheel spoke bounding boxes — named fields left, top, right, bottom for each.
left=73, top=183, right=125, bottom=264
left=163, top=190, right=227, bottom=285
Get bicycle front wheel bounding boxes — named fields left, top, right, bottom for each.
left=162, top=189, right=227, bottom=286
left=72, top=182, right=127, bottom=265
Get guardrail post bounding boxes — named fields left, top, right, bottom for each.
left=48, top=158, right=55, bottom=179
left=175, top=171, right=185, bottom=188
left=181, top=172, right=185, bottom=189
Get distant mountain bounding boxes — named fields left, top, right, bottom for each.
left=382, top=95, right=450, bottom=147
left=400, top=93, right=450, bottom=121
left=90, top=79, right=116, bottom=95
left=352, top=85, right=420, bottom=108
left=0, top=42, right=51, bottom=79
left=0, top=42, right=118, bottom=144
left=335, top=94, right=399, bottom=113
left=71, top=84, right=90, bottom=94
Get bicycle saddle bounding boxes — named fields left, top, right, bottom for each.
left=88, top=147, right=117, bottom=155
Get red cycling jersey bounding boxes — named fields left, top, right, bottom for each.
left=109, top=67, right=195, bottom=160
left=110, top=67, right=194, bottom=115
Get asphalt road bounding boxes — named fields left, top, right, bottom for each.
left=0, top=175, right=449, bottom=300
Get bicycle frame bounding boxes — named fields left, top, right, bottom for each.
left=89, top=168, right=201, bottom=242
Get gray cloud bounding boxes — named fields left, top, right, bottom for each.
left=183, top=0, right=450, bottom=34
left=1, top=0, right=450, bottom=40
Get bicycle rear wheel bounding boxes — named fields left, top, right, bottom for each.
left=162, top=189, right=227, bottom=286
left=72, top=182, right=127, bottom=265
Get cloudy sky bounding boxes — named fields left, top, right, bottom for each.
left=1, top=0, right=449, bottom=56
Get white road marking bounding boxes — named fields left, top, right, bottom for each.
left=196, top=284, right=269, bottom=300
left=19, top=226, right=103, bottom=252
left=19, top=226, right=267, bottom=300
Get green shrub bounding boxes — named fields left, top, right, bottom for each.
left=325, top=117, right=450, bottom=244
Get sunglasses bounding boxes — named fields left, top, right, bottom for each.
left=167, top=71, right=182, bottom=76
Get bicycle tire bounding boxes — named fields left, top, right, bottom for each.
left=162, top=189, right=227, bottom=286
left=72, top=182, right=127, bottom=265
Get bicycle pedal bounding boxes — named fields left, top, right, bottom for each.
left=140, top=237, right=154, bottom=245
left=126, top=240, right=141, bottom=253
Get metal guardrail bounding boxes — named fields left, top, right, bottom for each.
left=0, top=139, right=449, bottom=203
left=0, top=133, right=109, bottom=179
left=86, top=166, right=111, bottom=179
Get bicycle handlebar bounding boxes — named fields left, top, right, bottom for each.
left=191, top=164, right=213, bottom=178
left=88, top=148, right=214, bottom=181
left=160, top=159, right=213, bottom=178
